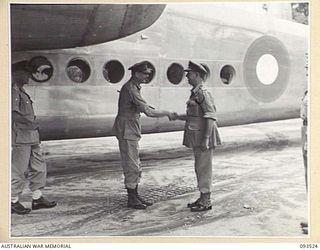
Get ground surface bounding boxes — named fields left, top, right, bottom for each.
left=11, top=119, right=308, bottom=237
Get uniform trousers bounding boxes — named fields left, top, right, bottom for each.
left=193, top=146, right=213, bottom=193
left=118, top=138, right=142, bottom=189
left=11, top=144, right=47, bottom=198
left=301, top=124, right=308, bottom=190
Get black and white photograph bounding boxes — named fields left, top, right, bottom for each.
left=7, top=2, right=310, bottom=239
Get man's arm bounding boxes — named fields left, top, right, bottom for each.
left=197, top=90, right=216, bottom=151
left=130, top=86, right=176, bottom=119
left=144, top=107, right=177, bottom=120
left=201, top=118, right=214, bottom=151
left=174, top=114, right=187, bottom=121
left=12, top=111, right=38, bottom=129
left=12, top=88, right=38, bottom=129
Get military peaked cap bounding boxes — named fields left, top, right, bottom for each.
left=184, top=61, right=209, bottom=76
left=128, top=61, right=153, bottom=73
left=12, top=60, right=32, bottom=73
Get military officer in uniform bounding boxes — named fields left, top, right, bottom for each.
left=11, top=61, right=57, bottom=215
left=113, top=61, right=176, bottom=210
left=174, top=61, right=221, bottom=212
left=301, top=89, right=308, bottom=190
left=300, top=89, right=308, bottom=234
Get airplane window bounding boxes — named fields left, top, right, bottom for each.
left=220, top=65, right=236, bottom=85
left=28, top=56, right=53, bottom=82
left=66, top=58, right=90, bottom=83
left=167, top=63, right=184, bottom=85
left=103, top=60, right=125, bottom=84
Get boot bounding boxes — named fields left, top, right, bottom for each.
left=135, top=185, right=153, bottom=206
left=11, top=201, right=31, bottom=215
left=127, top=188, right=147, bottom=210
left=187, top=197, right=201, bottom=208
left=300, top=221, right=308, bottom=228
left=190, top=192, right=212, bottom=212
left=32, top=196, right=57, bottom=210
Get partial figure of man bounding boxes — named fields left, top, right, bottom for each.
left=113, top=61, right=176, bottom=210
left=173, top=61, right=222, bottom=212
left=11, top=60, right=57, bottom=215
left=300, top=89, right=308, bottom=234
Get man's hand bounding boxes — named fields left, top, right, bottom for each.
left=200, top=137, right=210, bottom=151
left=168, top=112, right=178, bottom=121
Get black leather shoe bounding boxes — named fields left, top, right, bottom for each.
left=302, top=227, right=308, bottom=234
left=190, top=204, right=212, bottom=212
left=134, top=186, right=153, bottom=206
left=300, top=222, right=308, bottom=228
left=137, top=196, right=153, bottom=206
left=127, top=188, right=147, bottom=210
left=187, top=198, right=201, bottom=208
left=32, top=196, right=57, bottom=210
left=127, top=203, right=147, bottom=210
left=11, top=201, right=31, bottom=215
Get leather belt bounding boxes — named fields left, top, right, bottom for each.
left=187, top=116, right=202, bottom=121
left=118, top=113, right=140, bottom=119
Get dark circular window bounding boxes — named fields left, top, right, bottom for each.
left=167, top=63, right=184, bottom=85
left=220, top=65, right=236, bottom=85
left=103, top=60, right=125, bottom=83
left=66, top=58, right=91, bottom=83
left=28, top=56, right=53, bottom=82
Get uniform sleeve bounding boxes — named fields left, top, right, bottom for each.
left=300, top=93, right=308, bottom=121
left=129, top=86, right=149, bottom=113
left=12, top=87, right=20, bottom=113
left=196, top=90, right=217, bottom=120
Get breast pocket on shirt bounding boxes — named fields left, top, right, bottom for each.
left=187, top=100, right=200, bottom=117
left=19, top=98, right=34, bottom=116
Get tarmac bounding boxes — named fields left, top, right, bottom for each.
left=10, top=119, right=308, bottom=238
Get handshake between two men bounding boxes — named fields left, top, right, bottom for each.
left=167, top=112, right=179, bottom=121
left=166, top=112, right=188, bottom=122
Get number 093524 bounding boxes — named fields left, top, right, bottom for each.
left=300, top=244, right=318, bottom=248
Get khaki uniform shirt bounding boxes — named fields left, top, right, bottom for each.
left=183, top=84, right=222, bottom=148
left=113, top=79, right=150, bottom=141
left=12, top=83, right=40, bottom=145
left=300, top=90, right=308, bottom=152
left=300, top=90, right=308, bottom=122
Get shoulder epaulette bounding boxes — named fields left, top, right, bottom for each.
left=13, top=84, right=19, bottom=91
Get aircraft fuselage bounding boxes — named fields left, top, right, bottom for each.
left=11, top=4, right=308, bottom=140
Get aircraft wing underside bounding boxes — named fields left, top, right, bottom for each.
left=11, top=4, right=166, bottom=51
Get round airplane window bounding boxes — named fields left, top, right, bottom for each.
left=103, top=60, right=125, bottom=84
left=220, top=65, right=236, bottom=85
left=167, top=63, right=184, bottom=85
left=28, top=56, right=53, bottom=82
left=66, top=58, right=91, bottom=83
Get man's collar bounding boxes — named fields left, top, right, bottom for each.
left=13, top=82, right=25, bottom=91
left=13, top=83, right=19, bottom=90
left=131, top=77, right=142, bottom=90
left=191, top=83, right=203, bottom=94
